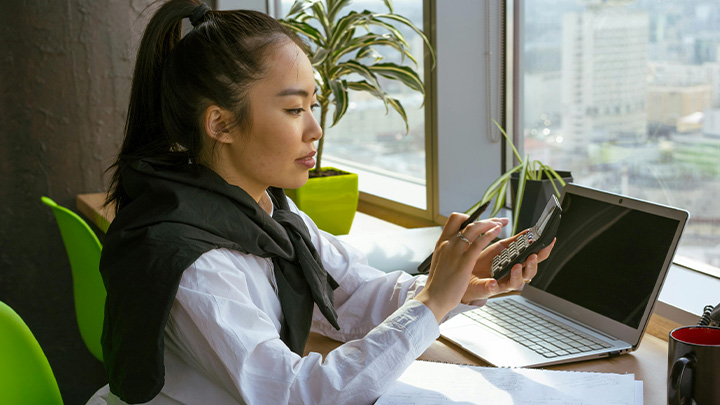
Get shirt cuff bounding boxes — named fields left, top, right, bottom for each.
left=389, top=299, right=440, bottom=357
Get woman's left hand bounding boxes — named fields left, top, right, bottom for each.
left=460, top=224, right=556, bottom=304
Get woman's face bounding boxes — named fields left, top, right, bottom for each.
left=215, top=40, right=322, bottom=201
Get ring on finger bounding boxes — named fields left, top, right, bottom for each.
left=456, top=231, right=472, bottom=245
left=523, top=279, right=532, bottom=284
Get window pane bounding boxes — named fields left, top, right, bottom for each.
left=279, top=0, right=427, bottom=209
left=522, top=0, right=720, bottom=268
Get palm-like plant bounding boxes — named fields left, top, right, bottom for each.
left=280, top=0, right=435, bottom=172
left=467, top=120, right=568, bottom=234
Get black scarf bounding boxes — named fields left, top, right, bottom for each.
left=100, top=158, right=339, bottom=403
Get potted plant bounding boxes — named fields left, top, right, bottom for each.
left=279, top=0, right=434, bottom=235
left=468, top=120, right=572, bottom=234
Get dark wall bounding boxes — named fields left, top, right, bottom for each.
left=0, top=1, right=151, bottom=403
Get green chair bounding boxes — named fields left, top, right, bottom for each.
left=0, top=300, right=63, bottom=404
left=41, top=196, right=105, bottom=362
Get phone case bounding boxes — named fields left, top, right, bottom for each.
left=491, top=195, right=562, bottom=280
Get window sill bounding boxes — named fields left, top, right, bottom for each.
left=656, top=261, right=720, bottom=326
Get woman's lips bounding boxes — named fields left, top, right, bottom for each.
left=296, top=151, right=316, bottom=169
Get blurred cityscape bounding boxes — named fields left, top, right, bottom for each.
left=523, top=0, right=720, bottom=266
left=279, top=0, right=720, bottom=267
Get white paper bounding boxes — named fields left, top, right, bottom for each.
left=376, top=361, right=638, bottom=405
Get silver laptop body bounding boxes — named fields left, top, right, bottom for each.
left=440, top=183, right=689, bottom=368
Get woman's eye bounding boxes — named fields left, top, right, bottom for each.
left=285, top=108, right=304, bottom=116
left=286, top=104, right=319, bottom=116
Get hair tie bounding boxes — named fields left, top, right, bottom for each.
left=189, top=3, right=211, bottom=27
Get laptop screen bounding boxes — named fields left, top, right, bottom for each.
left=532, top=191, right=681, bottom=329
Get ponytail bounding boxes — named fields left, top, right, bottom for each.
left=106, top=0, right=302, bottom=211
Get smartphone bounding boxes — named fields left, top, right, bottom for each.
left=491, top=194, right=562, bottom=280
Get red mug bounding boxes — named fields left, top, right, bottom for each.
left=667, top=326, right=720, bottom=405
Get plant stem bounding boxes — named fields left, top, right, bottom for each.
left=316, top=101, right=329, bottom=171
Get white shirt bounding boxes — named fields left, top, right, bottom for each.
left=88, top=198, right=481, bottom=405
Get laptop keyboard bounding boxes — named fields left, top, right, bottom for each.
left=462, top=299, right=613, bottom=358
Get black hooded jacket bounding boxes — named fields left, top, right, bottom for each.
left=100, top=158, right=339, bottom=403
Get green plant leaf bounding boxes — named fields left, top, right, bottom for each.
left=356, top=45, right=384, bottom=63
left=382, top=0, right=394, bottom=13
left=480, top=163, right=521, bottom=204
left=525, top=156, right=538, bottom=181
left=346, top=80, right=389, bottom=112
left=330, top=11, right=368, bottom=49
left=374, top=13, right=436, bottom=67
left=327, top=0, right=352, bottom=22
left=334, top=34, right=415, bottom=67
left=369, top=62, right=424, bottom=95
left=329, top=79, right=349, bottom=126
left=311, top=47, right=332, bottom=66
left=287, top=0, right=321, bottom=16
left=310, top=1, right=331, bottom=36
left=493, top=119, right=523, bottom=164
left=280, top=20, right=325, bottom=46
left=492, top=181, right=509, bottom=217
left=540, top=163, right=567, bottom=197
left=541, top=166, right=561, bottom=197
left=362, top=14, right=411, bottom=49
left=387, top=97, right=409, bottom=133
left=296, top=13, right=313, bottom=23
left=333, top=60, right=383, bottom=94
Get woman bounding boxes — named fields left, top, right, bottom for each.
left=88, top=1, right=554, bottom=404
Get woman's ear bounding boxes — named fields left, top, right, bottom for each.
left=203, top=105, right=234, bottom=144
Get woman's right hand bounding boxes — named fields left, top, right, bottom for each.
left=414, top=213, right=505, bottom=323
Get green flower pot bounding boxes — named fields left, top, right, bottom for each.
left=285, top=167, right=359, bottom=235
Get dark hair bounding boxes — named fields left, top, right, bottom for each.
left=106, top=0, right=304, bottom=211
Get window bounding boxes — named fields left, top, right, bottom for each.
left=277, top=0, right=429, bottom=211
left=519, top=0, right=720, bottom=274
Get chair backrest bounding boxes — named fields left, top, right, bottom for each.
left=0, top=300, right=63, bottom=404
left=41, top=196, right=105, bottom=362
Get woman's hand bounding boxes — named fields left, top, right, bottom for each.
left=414, top=213, right=504, bottom=323
left=461, top=231, right=556, bottom=304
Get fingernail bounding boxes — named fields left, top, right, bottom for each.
left=512, top=267, right=521, bottom=276
left=489, top=280, right=498, bottom=291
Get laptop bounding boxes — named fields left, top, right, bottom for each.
left=439, top=183, right=689, bottom=367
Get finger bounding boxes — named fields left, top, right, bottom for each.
left=522, top=254, right=539, bottom=282
left=437, top=213, right=470, bottom=245
left=477, top=230, right=526, bottom=261
left=535, top=238, right=556, bottom=263
left=462, top=276, right=500, bottom=302
left=460, top=223, right=502, bottom=264
left=455, top=220, right=502, bottom=250
left=489, top=217, right=510, bottom=228
left=505, top=263, right=525, bottom=291
left=493, top=228, right=530, bottom=250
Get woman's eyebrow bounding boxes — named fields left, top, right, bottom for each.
left=275, top=87, right=319, bottom=97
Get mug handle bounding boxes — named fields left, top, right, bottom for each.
left=668, top=353, right=696, bottom=405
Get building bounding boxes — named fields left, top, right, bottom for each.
left=561, top=2, right=649, bottom=153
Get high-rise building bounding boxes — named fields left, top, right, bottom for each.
left=561, top=2, right=649, bottom=155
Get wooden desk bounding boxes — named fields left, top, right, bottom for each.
left=306, top=331, right=667, bottom=404
left=77, top=192, right=113, bottom=233
left=79, top=191, right=670, bottom=403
